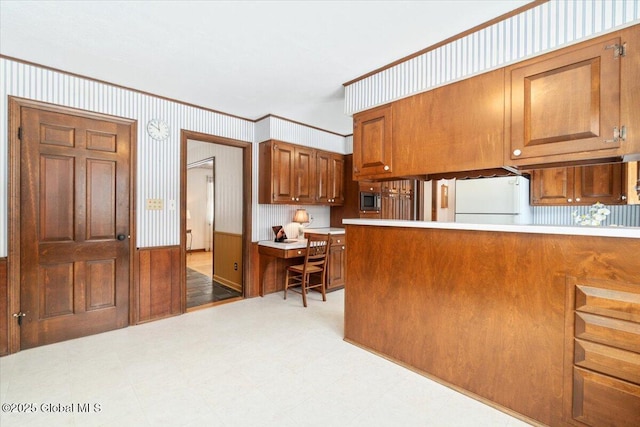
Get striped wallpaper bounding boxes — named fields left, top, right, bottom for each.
left=345, top=0, right=640, bottom=114
left=3, top=2, right=640, bottom=256
left=534, top=204, right=640, bottom=227
left=0, top=59, right=347, bottom=256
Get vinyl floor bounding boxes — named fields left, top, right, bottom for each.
left=0, top=290, right=532, bottom=427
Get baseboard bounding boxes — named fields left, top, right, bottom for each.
left=213, top=275, right=242, bottom=293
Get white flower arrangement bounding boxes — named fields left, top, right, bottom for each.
left=572, top=202, right=611, bottom=226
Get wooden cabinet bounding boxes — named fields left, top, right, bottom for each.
left=381, top=180, right=413, bottom=220
left=505, top=36, right=623, bottom=166
left=259, top=140, right=344, bottom=205
left=293, top=145, right=316, bottom=204
left=566, top=277, right=640, bottom=427
left=392, top=69, right=505, bottom=176
left=316, top=151, right=344, bottom=205
left=531, top=163, right=627, bottom=205
left=353, top=104, right=393, bottom=179
left=327, top=234, right=346, bottom=291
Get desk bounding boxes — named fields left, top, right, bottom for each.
left=257, top=228, right=346, bottom=296
left=257, top=241, right=306, bottom=296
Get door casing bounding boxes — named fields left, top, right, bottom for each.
left=180, top=130, right=252, bottom=311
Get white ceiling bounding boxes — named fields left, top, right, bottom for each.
left=0, top=0, right=532, bottom=135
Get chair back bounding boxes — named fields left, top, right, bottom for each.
left=303, top=233, right=331, bottom=274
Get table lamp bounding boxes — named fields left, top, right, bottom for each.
left=293, top=209, right=309, bottom=239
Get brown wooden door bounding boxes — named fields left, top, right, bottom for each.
left=508, top=37, right=621, bottom=162
left=353, top=104, right=393, bottom=179
left=329, top=153, right=345, bottom=205
left=575, top=163, right=625, bottom=205
left=271, top=142, right=295, bottom=203
left=294, top=146, right=315, bottom=204
left=327, top=238, right=346, bottom=290
left=20, top=107, right=131, bottom=349
left=531, top=167, right=575, bottom=205
left=315, top=151, right=331, bottom=204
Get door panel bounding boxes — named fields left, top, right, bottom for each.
left=20, top=106, right=131, bottom=349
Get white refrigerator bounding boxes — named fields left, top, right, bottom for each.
left=454, top=176, right=533, bottom=225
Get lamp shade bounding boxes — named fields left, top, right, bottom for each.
left=293, top=209, right=309, bottom=224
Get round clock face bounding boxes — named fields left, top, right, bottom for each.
left=147, top=119, right=169, bottom=140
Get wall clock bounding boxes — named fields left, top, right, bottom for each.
left=147, top=118, right=170, bottom=141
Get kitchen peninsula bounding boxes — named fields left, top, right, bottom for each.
left=343, top=219, right=640, bottom=427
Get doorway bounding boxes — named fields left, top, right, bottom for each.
left=181, top=131, right=252, bottom=310
left=7, top=97, right=135, bottom=352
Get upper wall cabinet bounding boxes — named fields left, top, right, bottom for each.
left=259, top=139, right=344, bottom=206
left=352, top=104, right=393, bottom=179
left=392, top=69, right=505, bottom=176
left=530, top=163, right=627, bottom=206
left=316, top=152, right=345, bottom=205
left=505, top=36, right=623, bottom=166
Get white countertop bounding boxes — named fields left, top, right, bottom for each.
left=342, top=219, right=640, bottom=239
left=258, top=227, right=345, bottom=249
left=304, top=227, right=345, bottom=235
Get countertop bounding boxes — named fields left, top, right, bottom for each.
left=342, top=219, right=640, bottom=239
left=258, top=227, right=345, bottom=249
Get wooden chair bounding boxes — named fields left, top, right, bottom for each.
left=284, top=233, right=331, bottom=307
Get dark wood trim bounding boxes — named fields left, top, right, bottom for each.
left=0, top=55, right=351, bottom=138
left=343, top=0, right=549, bottom=87
left=0, top=258, right=7, bottom=356
left=6, top=96, right=137, bottom=354
left=180, top=130, right=253, bottom=312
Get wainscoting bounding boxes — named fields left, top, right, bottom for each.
left=213, top=232, right=242, bottom=292
left=136, top=247, right=181, bottom=323
left=0, top=257, right=7, bottom=356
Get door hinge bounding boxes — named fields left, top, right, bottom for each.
left=605, top=42, right=626, bottom=58
left=604, top=126, right=626, bottom=143
left=13, top=312, right=27, bottom=326
left=17, top=127, right=22, bottom=140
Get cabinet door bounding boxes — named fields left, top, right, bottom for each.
left=294, top=146, right=315, bottom=203
left=575, top=163, right=625, bottom=205
left=315, top=151, right=331, bottom=204
left=328, top=239, right=346, bottom=290
left=531, top=168, right=575, bottom=205
left=316, top=152, right=344, bottom=205
left=353, top=104, right=393, bottom=179
left=271, top=142, right=296, bottom=203
left=507, top=37, right=621, bottom=163
left=329, top=154, right=345, bottom=205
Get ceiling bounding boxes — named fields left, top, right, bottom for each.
left=0, top=0, right=533, bottom=135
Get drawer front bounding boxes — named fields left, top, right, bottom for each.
left=575, top=339, right=640, bottom=385
left=575, top=312, right=640, bottom=353
left=573, top=367, right=640, bottom=427
left=330, top=235, right=346, bottom=246
left=285, top=248, right=306, bottom=258
left=575, top=281, right=640, bottom=323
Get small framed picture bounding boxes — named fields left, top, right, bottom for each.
left=272, top=225, right=287, bottom=242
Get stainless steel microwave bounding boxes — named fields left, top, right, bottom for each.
left=360, top=191, right=381, bottom=211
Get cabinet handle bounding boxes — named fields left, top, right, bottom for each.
left=342, top=246, right=345, bottom=250
left=337, top=239, right=341, bottom=243
left=621, top=195, right=627, bottom=200
left=513, top=149, right=522, bottom=157
left=567, top=198, right=573, bottom=202
left=291, top=197, right=295, bottom=201
left=383, top=165, right=390, bottom=171
left=575, top=198, right=581, bottom=202
left=296, top=197, right=299, bottom=201
left=297, top=250, right=302, bottom=255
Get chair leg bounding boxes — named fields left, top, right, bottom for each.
left=301, top=273, right=308, bottom=308
left=284, top=269, right=289, bottom=300
left=321, top=277, right=327, bottom=302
